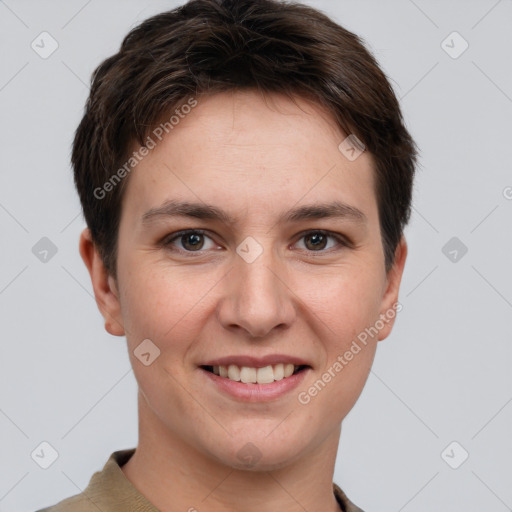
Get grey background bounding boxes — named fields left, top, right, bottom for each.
left=1, top=0, right=511, bottom=511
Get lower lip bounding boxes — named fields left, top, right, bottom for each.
left=199, top=367, right=310, bottom=402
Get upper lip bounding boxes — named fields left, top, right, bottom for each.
left=200, top=354, right=311, bottom=368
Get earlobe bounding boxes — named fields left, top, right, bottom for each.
left=79, top=228, right=125, bottom=337
left=377, top=236, right=408, bottom=341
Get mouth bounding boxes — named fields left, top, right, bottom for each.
left=200, top=363, right=310, bottom=385
left=199, top=361, right=311, bottom=402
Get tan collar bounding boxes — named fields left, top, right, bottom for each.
left=80, top=449, right=364, bottom=512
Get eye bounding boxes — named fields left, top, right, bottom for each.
left=294, top=230, right=346, bottom=252
left=161, top=229, right=348, bottom=256
left=163, top=229, right=219, bottom=252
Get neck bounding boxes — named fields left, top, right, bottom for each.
left=122, top=390, right=343, bottom=512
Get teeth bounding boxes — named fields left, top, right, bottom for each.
left=273, top=363, right=284, bottom=380
left=284, top=363, right=295, bottom=378
left=227, top=364, right=241, bottom=381
left=210, top=363, right=304, bottom=384
left=256, top=365, right=275, bottom=384
left=240, top=366, right=257, bottom=383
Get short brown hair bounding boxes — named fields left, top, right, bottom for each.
left=72, top=0, right=418, bottom=278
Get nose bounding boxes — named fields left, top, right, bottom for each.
left=216, top=246, right=297, bottom=338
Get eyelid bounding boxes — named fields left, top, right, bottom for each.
left=161, top=229, right=351, bottom=252
left=291, top=229, right=350, bottom=252
left=161, top=229, right=219, bottom=251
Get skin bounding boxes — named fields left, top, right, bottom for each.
left=80, top=89, right=407, bottom=512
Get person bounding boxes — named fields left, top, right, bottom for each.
left=37, top=0, right=417, bottom=510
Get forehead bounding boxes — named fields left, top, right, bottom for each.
left=121, top=90, right=378, bottom=227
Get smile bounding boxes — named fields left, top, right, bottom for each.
left=201, top=363, right=308, bottom=385
left=199, top=361, right=311, bottom=402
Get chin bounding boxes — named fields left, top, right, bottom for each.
left=206, top=432, right=310, bottom=472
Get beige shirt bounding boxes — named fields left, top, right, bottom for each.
left=36, top=449, right=365, bottom=512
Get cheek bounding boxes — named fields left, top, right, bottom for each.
left=301, top=276, right=380, bottom=414
left=119, top=259, right=218, bottom=341
left=301, top=265, right=384, bottom=339
left=315, top=271, right=383, bottom=407
left=119, top=265, right=212, bottom=418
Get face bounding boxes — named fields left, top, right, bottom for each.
left=82, top=90, right=406, bottom=471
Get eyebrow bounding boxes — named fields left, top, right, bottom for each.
left=141, top=199, right=367, bottom=226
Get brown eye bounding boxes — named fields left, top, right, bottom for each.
left=181, top=232, right=204, bottom=251
left=304, top=232, right=328, bottom=251
left=164, top=230, right=218, bottom=253
left=295, top=230, right=346, bottom=252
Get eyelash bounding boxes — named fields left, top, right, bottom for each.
left=161, top=229, right=350, bottom=256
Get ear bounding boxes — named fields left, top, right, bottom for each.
left=79, top=227, right=125, bottom=337
left=377, top=235, right=407, bottom=341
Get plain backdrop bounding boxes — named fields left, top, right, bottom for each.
left=0, top=0, right=511, bottom=511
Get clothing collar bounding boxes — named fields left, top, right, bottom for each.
left=86, top=449, right=364, bottom=511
